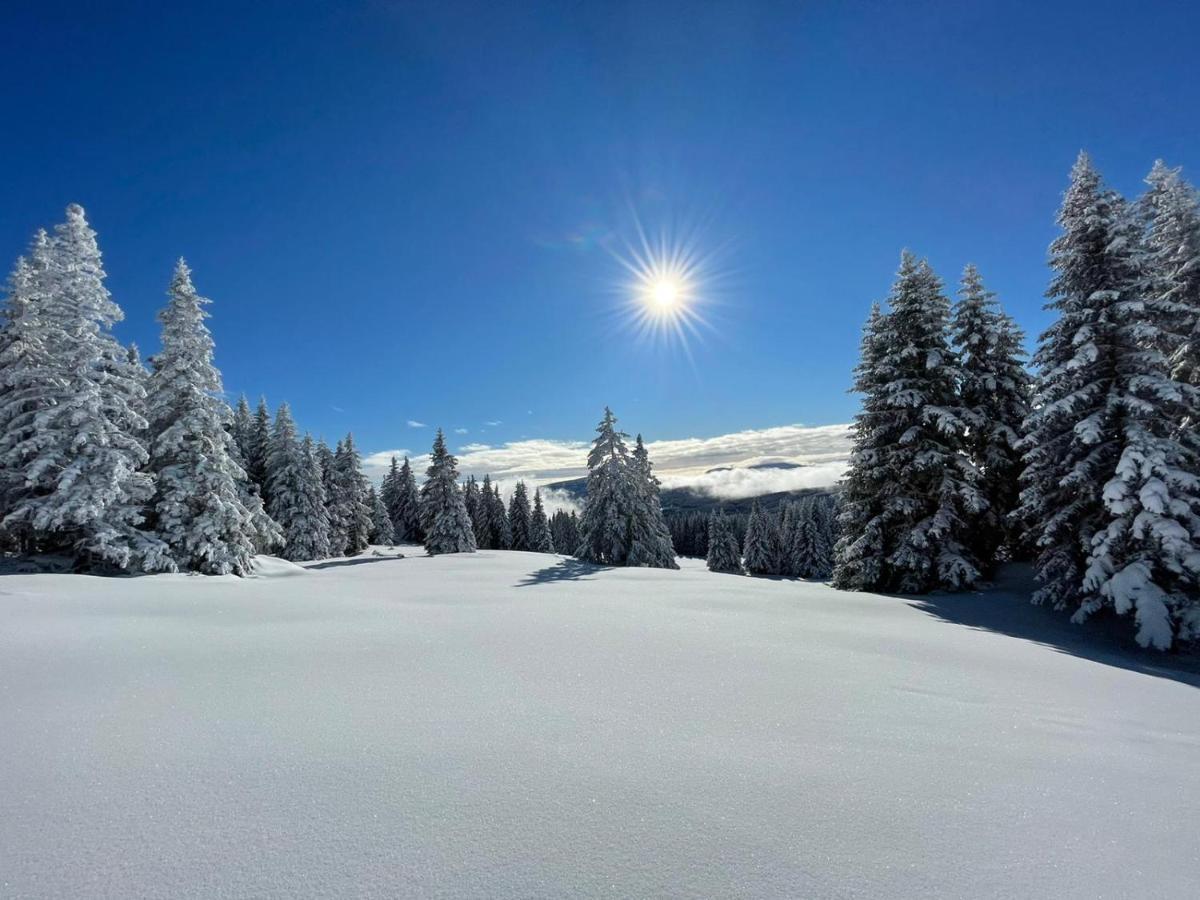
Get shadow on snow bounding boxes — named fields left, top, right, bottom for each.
left=304, top=555, right=406, bottom=571
left=516, top=556, right=606, bottom=587
left=904, top=564, right=1200, bottom=690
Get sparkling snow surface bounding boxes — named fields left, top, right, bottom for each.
left=2, top=548, right=1198, bottom=898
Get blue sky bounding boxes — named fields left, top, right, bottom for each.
left=2, top=0, right=1198, bottom=467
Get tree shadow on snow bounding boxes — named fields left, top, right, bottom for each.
left=516, top=557, right=606, bottom=587
left=304, top=555, right=406, bottom=572
left=905, top=564, right=1200, bottom=689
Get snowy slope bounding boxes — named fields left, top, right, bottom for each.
left=2, top=549, right=1198, bottom=898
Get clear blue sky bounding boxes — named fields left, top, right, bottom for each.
left=2, top=1, right=1198, bottom=454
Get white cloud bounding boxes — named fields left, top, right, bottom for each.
left=406, top=420, right=426, bottom=428
left=660, top=460, right=849, bottom=500
left=454, top=427, right=469, bottom=434
left=363, top=423, right=851, bottom=500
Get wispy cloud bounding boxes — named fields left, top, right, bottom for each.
left=454, top=427, right=469, bottom=434
left=364, top=422, right=851, bottom=500
left=406, top=420, right=426, bottom=428
left=485, top=420, right=502, bottom=427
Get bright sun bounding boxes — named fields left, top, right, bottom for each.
left=608, top=218, right=720, bottom=356
left=649, top=277, right=682, bottom=310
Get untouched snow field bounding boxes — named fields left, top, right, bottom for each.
left=2, top=548, right=1198, bottom=898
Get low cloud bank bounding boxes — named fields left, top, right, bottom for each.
left=363, top=423, right=851, bottom=502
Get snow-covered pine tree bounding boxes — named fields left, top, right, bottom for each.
left=485, top=478, right=511, bottom=549
left=1018, top=153, right=1200, bottom=647
left=791, top=496, right=837, bottom=579
left=298, top=435, right=333, bottom=559
left=832, top=304, right=892, bottom=590
left=626, top=434, right=678, bottom=569
left=420, top=428, right=476, bottom=555
left=334, top=433, right=373, bottom=556
left=530, top=488, right=555, bottom=553
left=380, top=455, right=402, bottom=532
left=245, top=396, right=272, bottom=505
left=1143, top=161, right=1200, bottom=456
left=0, top=235, right=54, bottom=549
left=0, top=206, right=173, bottom=571
left=550, top=509, right=579, bottom=556
left=145, top=259, right=278, bottom=575
left=474, top=474, right=496, bottom=548
left=835, top=253, right=983, bottom=593
left=706, top=510, right=743, bottom=574
left=508, top=481, right=533, bottom=551
left=778, top=502, right=802, bottom=577
left=951, top=264, right=1032, bottom=569
left=231, top=394, right=254, bottom=466
left=122, top=342, right=149, bottom=442
left=320, top=439, right=348, bottom=555
left=742, top=501, right=781, bottom=576
left=388, top=455, right=422, bottom=543
left=463, top=474, right=482, bottom=543
left=266, top=403, right=331, bottom=561
left=368, top=485, right=395, bottom=545
left=1079, top=161, right=1200, bottom=647
left=576, top=407, right=634, bottom=565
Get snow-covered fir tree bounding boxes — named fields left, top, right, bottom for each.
left=951, top=264, right=1032, bottom=568
left=576, top=407, right=634, bottom=565
left=833, top=253, right=983, bottom=593
left=1021, top=154, right=1200, bottom=647
left=832, top=304, right=891, bottom=590
left=333, top=434, right=373, bottom=556
left=0, top=235, right=54, bottom=549
left=122, top=342, right=149, bottom=441
left=387, top=455, right=422, bottom=543
left=463, top=474, right=483, bottom=543
left=529, top=488, right=555, bottom=553
left=380, top=455, right=402, bottom=533
left=625, top=434, right=678, bottom=569
left=550, top=509, right=579, bottom=556
left=778, top=502, right=802, bottom=577
left=508, top=481, right=533, bottom=551
left=1015, top=155, right=1200, bottom=644
left=266, top=403, right=331, bottom=561
left=245, top=396, right=272, bottom=504
left=1143, top=161, right=1200, bottom=456
left=318, top=439, right=347, bottom=554
left=231, top=394, right=254, bottom=467
left=145, top=260, right=278, bottom=575
left=419, top=429, right=476, bottom=555
left=742, top=501, right=781, bottom=576
left=706, top=510, right=743, bottom=574
left=789, top=496, right=837, bottom=579
left=367, top=485, right=394, bottom=545
left=473, top=474, right=495, bottom=548
left=0, top=206, right=172, bottom=571
left=483, top=476, right=511, bottom=549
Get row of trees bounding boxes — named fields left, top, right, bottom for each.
left=0, top=204, right=416, bottom=573
left=706, top=495, right=838, bottom=578
left=834, top=153, right=1200, bottom=649
left=233, top=397, right=400, bottom=563
left=0, top=210, right=656, bottom=574
left=0, top=206, right=280, bottom=574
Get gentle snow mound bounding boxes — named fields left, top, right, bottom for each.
left=248, top=555, right=311, bottom=577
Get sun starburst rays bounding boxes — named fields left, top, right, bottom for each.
left=609, top=219, right=717, bottom=358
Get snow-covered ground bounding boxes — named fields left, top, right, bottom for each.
left=2, top=548, right=1198, bottom=898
